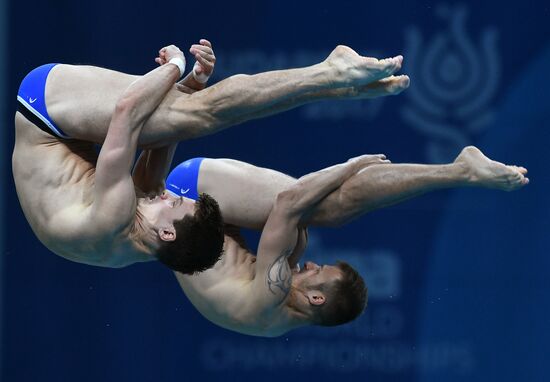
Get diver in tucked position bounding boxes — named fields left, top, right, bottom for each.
left=13, top=41, right=410, bottom=272
left=149, top=148, right=527, bottom=336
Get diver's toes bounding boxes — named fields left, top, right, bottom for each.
left=519, top=166, right=528, bottom=174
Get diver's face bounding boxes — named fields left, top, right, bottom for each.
left=139, top=191, right=196, bottom=227
left=291, top=261, right=342, bottom=289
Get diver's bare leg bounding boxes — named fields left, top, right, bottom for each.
left=202, top=147, right=528, bottom=230
left=149, top=46, right=403, bottom=146
left=223, top=74, right=410, bottom=123
left=308, top=146, right=529, bottom=226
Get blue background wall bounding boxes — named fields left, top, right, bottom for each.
left=2, top=1, right=549, bottom=381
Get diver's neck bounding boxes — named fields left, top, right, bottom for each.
left=276, top=294, right=312, bottom=333
left=129, top=211, right=158, bottom=257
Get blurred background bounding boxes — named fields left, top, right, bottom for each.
left=2, top=1, right=549, bottom=381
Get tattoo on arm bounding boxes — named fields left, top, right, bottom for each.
left=266, top=251, right=292, bottom=299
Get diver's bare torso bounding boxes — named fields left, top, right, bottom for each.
left=12, top=112, right=150, bottom=267
left=175, top=232, right=290, bottom=337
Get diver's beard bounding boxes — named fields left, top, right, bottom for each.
left=285, top=286, right=314, bottom=319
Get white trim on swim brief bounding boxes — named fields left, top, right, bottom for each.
left=17, top=95, right=70, bottom=139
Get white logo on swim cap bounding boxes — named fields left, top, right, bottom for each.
left=29, top=97, right=37, bottom=104
left=180, top=188, right=190, bottom=195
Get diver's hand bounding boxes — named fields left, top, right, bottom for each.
left=155, top=45, right=185, bottom=67
left=189, top=39, right=216, bottom=84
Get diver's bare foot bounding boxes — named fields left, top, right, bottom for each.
left=352, top=75, right=411, bottom=99
left=454, top=146, right=529, bottom=191
left=324, top=45, right=404, bottom=88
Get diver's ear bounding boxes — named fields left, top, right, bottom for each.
left=306, top=290, right=326, bottom=306
left=158, top=226, right=176, bottom=242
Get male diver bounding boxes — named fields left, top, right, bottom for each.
left=13, top=40, right=529, bottom=334
left=143, top=147, right=527, bottom=336
left=13, top=41, right=410, bottom=273
left=13, top=44, right=226, bottom=271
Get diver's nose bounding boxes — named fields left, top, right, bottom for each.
left=305, top=261, right=319, bottom=270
